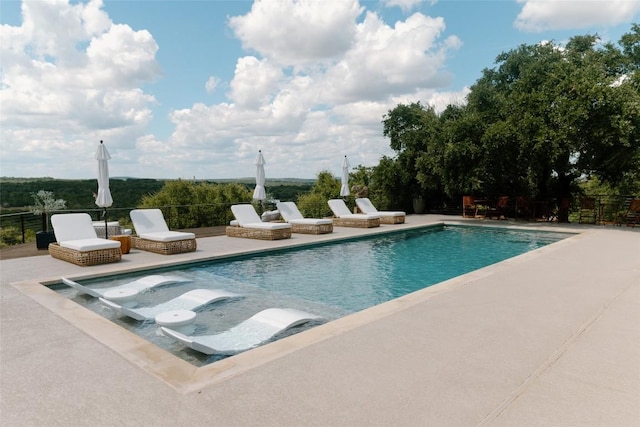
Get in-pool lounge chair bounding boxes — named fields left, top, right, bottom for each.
left=49, top=213, right=122, bottom=266
left=355, top=198, right=405, bottom=224
left=129, top=209, right=197, bottom=255
left=161, top=308, right=321, bottom=355
left=98, top=288, right=241, bottom=321
left=226, top=204, right=292, bottom=240
left=61, top=275, right=191, bottom=298
left=276, top=201, right=333, bottom=234
left=327, top=199, right=380, bottom=228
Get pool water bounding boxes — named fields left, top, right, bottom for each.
left=57, top=225, right=570, bottom=365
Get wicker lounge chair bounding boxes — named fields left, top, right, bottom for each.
left=49, top=213, right=122, bottom=266
left=327, top=199, right=380, bottom=228
left=227, top=204, right=292, bottom=240
left=276, top=201, right=333, bottom=234
left=161, top=308, right=320, bottom=355
left=355, top=198, right=405, bottom=224
left=129, top=209, right=197, bottom=255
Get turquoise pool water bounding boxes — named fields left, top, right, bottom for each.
left=57, top=225, right=570, bottom=365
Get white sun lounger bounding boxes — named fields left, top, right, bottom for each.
left=276, top=201, right=333, bottom=234
left=130, top=209, right=197, bottom=254
left=61, top=275, right=191, bottom=298
left=328, top=199, right=380, bottom=228
left=97, top=289, right=241, bottom=321
left=49, top=213, right=122, bottom=266
left=161, top=308, right=321, bottom=355
left=355, top=197, right=406, bottom=224
left=226, top=204, right=292, bottom=240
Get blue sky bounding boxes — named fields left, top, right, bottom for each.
left=1, top=0, right=639, bottom=180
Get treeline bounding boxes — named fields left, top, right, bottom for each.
left=0, top=178, right=165, bottom=210
left=0, top=178, right=313, bottom=211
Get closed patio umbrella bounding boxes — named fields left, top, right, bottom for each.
left=253, top=150, right=266, bottom=202
left=95, top=140, right=113, bottom=238
left=340, top=155, right=350, bottom=197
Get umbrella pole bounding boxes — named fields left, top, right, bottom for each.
left=103, top=208, right=108, bottom=239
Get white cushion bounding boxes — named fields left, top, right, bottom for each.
left=355, top=198, right=378, bottom=213
left=60, top=238, right=121, bottom=251
left=241, top=222, right=291, bottom=230
left=130, top=209, right=170, bottom=234
left=261, top=210, right=281, bottom=222
left=139, top=231, right=195, bottom=242
left=231, top=204, right=262, bottom=225
left=328, top=199, right=352, bottom=217
left=342, top=213, right=381, bottom=220
left=356, top=198, right=405, bottom=217
left=51, top=213, right=98, bottom=242
left=276, top=201, right=305, bottom=221
left=288, top=218, right=333, bottom=225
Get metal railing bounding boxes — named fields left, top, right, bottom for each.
left=0, top=202, right=252, bottom=246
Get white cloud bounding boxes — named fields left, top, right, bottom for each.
left=0, top=0, right=161, bottom=177
left=228, top=0, right=363, bottom=67
left=158, top=5, right=463, bottom=178
left=381, top=0, right=430, bottom=13
left=515, top=0, right=640, bottom=32
left=228, top=56, right=284, bottom=108
left=205, top=76, right=220, bottom=93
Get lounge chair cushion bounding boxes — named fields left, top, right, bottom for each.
left=231, top=205, right=291, bottom=230
left=237, top=222, right=291, bottom=230
left=130, top=209, right=170, bottom=234
left=60, top=238, right=121, bottom=251
left=355, top=198, right=405, bottom=217
left=138, top=231, right=196, bottom=242
left=288, top=218, right=333, bottom=225
left=276, top=201, right=332, bottom=225
left=328, top=199, right=380, bottom=219
left=276, top=201, right=305, bottom=220
left=51, top=213, right=99, bottom=242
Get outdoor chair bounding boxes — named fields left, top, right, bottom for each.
left=49, top=213, right=121, bottom=266
left=487, top=196, right=509, bottom=220
left=621, top=198, right=640, bottom=227
left=227, top=204, right=292, bottom=240
left=355, top=198, right=405, bottom=224
left=327, top=199, right=380, bottom=228
left=578, top=197, right=597, bottom=224
left=129, top=209, right=197, bottom=255
left=276, top=201, right=333, bottom=234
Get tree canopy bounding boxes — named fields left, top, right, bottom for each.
left=379, top=24, right=640, bottom=212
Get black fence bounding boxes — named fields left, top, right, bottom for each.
left=0, top=202, right=261, bottom=246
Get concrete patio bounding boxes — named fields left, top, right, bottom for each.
left=1, top=215, right=638, bottom=426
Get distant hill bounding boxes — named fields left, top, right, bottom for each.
left=0, top=177, right=315, bottom=210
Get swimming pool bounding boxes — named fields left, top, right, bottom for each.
left=56, top=224, right=570, bottom=365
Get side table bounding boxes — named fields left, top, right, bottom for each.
left=110, top=234, right=132, bottom=254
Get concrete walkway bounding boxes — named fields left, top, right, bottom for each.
left=1, top=216, right=638, bottom=426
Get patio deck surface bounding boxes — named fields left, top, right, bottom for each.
left=1, top=215, right=638, bottom=426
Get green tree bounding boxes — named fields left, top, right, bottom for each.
left=381, top=24, right=640, bottom=217
left=139, top=180, right=252, bottom=228
left=296, top=170, right=340, bottom=217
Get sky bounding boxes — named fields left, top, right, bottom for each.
left=1, top=0, right=639, bottom=181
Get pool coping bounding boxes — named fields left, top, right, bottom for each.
left=11, top=219, right=585, bottom=394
